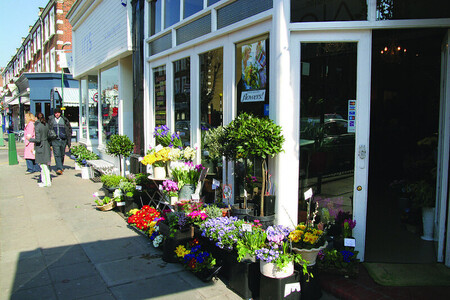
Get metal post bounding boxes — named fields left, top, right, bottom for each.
left=60, top=42, right=71, bottom=114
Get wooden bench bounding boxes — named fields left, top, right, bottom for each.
left=86, top=159, right=117, bottom=175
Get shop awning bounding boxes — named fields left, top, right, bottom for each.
left=54, top=87, right=80, bottom=107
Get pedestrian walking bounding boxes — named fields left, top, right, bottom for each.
left=24, top=112, right=41, bottom=174
left=29, top=112, right=52, bottom=187
left=48, top=107, right=72, bottom=175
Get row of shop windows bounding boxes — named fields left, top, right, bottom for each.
left=148, top=0, right=449, bottom=38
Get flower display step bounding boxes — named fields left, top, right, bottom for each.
left=259, top=270, right=301, bottom=300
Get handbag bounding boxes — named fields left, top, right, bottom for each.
left=48, top=129, right=57, bottom=141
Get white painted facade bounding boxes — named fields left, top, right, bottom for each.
left=68, top=0, right=134, bottom=166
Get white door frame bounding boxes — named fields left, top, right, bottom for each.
left=291, top=30, right=372, bottom=260
left=437, top=29, right=450, bottom=266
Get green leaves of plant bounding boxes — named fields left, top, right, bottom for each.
left=106, top=134, right=135, bottom=158
left=224, top=112, right=285, bottom=160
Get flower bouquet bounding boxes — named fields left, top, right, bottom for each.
left=171, top=162, right=204, bottom=190
left=175, top=238, right=221, bottom=282
left=154, top=125, right=183, bottom=148
left=141, top=145, right=170, bottom=167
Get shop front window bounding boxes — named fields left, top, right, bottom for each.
left=200, top=48, right=223, bottom=185
left=88, top=75, right=98, bottom=142
left=100, top=65, right=119, bottom=144
left=153, top=66, right=167, bottom=127
left=234, top=36, right=269, bottom=201
left=174, top=57, right=190, bottom=146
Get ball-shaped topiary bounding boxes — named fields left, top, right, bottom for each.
left=106, top=134, right=135, bottom=158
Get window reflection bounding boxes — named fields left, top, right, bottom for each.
left=299, top=42, right=357, bottom=219
left=150, top=0, right=162, bottom=35
left=376, top=0, right=450, bottom=20
left=165, top=0, right=180, bottom=29
left=200, top=48, right=223, bottom=180
left=174, top=57, right=190, bottom=146
left=184, top=0, right=203, bottom=18
left=154, top=66, right=166, bottom=126
left=100, top=65, right=119, bottom=144
left=291, top=0, right=367, bottom=22
left=88, top=75, right=98, bottom=142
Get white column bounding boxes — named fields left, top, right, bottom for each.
left=271, top=0, right=299, bottom=228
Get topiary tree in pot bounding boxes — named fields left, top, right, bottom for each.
left=225, top=113, right=285, bottom=216
left=106, top=134, right=135, bottom=175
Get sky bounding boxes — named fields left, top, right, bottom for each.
left=0, top=0, right=50, bottom=68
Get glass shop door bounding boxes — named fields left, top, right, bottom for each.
left=292, top=31, right=372, bottom=259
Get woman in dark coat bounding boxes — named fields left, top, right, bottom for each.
left=30, top=112, right=52, bottom=187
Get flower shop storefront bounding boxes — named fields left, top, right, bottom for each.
left=142, top=0, right=450, bottom=271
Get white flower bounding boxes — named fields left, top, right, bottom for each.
left=113, top=189, right=123, bottom=198
left=153, top=235, right=163, bottom=247
left=92, top=192, right=99, bottom=198
left=138, top=157, right=143, bottom=162
left=154, top=144, right=164, bottom=152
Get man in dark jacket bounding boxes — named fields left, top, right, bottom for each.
left=48, top=107, right=72, bottom=175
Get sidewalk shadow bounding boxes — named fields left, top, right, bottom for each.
left=9, top=236, right=218, bottom=299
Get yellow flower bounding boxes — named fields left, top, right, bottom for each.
left=175, top=245, right=190, bottom=258
left=297, top=224, right=306, bottom=231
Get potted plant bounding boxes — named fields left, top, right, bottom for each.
left=171, top=162, right=204, bottom=200
left=76, top=148, right=99, bottom=179
left=161, top=179, right=179, bottom=205
left=224, top=113, right=285, bottom=218
left=106, top=134, right=135, bottom=176
left=256, top=225, right=308, bottom=279
left=159, top=211, right=195, bottom=263
left=141, top=145, right=171, bottom=178
left=408, top=180, right=436, bottom=241
left=175, top=238, right=221, bottom=282
left=100, top=174, right=126, bottom=195
left=92, top=192, right=116, bottom=211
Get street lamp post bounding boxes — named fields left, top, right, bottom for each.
left=61, top=42, right=71, bottom=113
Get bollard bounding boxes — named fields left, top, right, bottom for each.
left=8, top=133, right=18, bottom=165
left=0, top=126, right=4, bottom=147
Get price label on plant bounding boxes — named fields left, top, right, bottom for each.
left=212, top=179, right=220, bottom=190
left=116, top=202, right=125, bottom=207
left=192, top=194, right=200, bottom=201
left=136, top=185, right=142, bottom=191
left=284, top=282, right=301, bottom=297
left=304, top=188, right=313, bottom=200
left=344, top=238, right=356, bottom=247
left=242, top=224, right=252, bottom=232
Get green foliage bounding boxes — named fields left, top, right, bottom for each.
left=95, top=196, right=112, bottom=206
left=106, top=134, right=135, bottom=158
left=225, top=113, right=285, bottom=160
left=72, top=145, right=99, bottom=165
left=119, top=179, right=136, bottom=195
left=100, top=174, right=126, bottom=188
left=236, top=226, right=267, bottom=262
left=204, top=204, right=223, bottom=219
left=203, top=126, right=227, bottom=161
left=408, top=180, right=436, bottom=208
